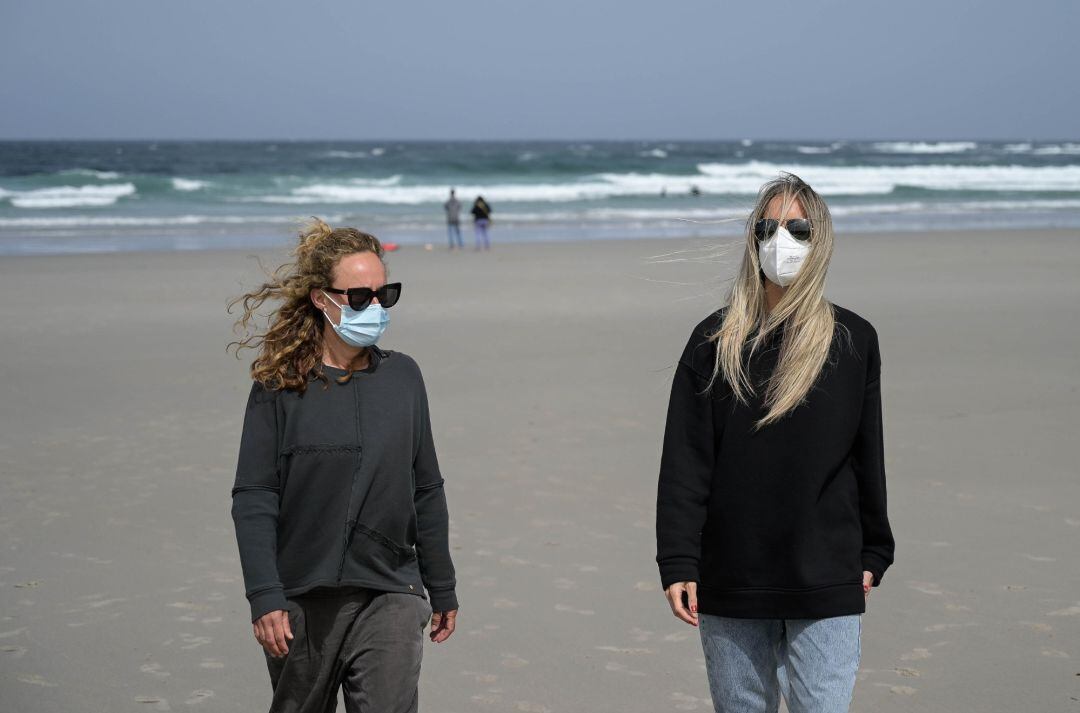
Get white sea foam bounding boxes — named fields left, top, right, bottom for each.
left=641, top=149, right=668, bottom=158
left=171, top=178, right=206, bottom=191
left=496, top=199, right=1080, bottom=223
left=796, top=146, right=833, bottom=154
left=62, top=168, right=122, bottom=179
left=0, top=214, right=326, bottom=228
left=4, top=183, right=136, bottom=209
left=696, top=161, right=1080, bottom=194
left=227, top=161, right=1080, bottom=206
left=1032, top=143, right=1080, bottom=156
left=6, top=199, right=1079, bottom=232
left=872, top=141, right=978, bottom=154
left=322, top=151, right=369, bottom=159
left=1003, top=143, right=1033, bottom=153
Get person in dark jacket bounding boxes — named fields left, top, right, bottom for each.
left=656, top=173, right=894, bottom=713
left=471, top=195, right=492, bottom=250
left=229, top=218, right=458, bottom=713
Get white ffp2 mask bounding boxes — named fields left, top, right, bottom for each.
left=758, top=226, right=810, bottom=287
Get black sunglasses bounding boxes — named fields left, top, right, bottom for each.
left=324, top=282, right=402, bottom=311
left=754, top=219, right=812, bottom=242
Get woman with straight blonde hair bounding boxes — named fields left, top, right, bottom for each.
left=655, top=174, right=894, bottom=713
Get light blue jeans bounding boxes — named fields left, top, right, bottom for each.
left=698, top=614, right=861, bottom=713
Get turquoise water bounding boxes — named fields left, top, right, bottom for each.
left=1, top=140, right=1079, bottom=254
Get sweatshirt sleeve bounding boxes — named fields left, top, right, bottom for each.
left=852, top=328, right=896, bottom=586
left=656, top=330, right=718, bottom=589
left=412, top=369, right=459, bottom=612
left=231, top=382, right=288, bottom=622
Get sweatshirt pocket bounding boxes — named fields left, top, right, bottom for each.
left=355, top=523, right=417, bottom=566
left=341, top=522, right=422, bottom=590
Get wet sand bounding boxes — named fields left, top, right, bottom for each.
left=1, top=229, right=1078, bottom=712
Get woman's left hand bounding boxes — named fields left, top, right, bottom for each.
left=862, top=571, right=874, bottom=599
left=430, top=609, right=457, bottom=643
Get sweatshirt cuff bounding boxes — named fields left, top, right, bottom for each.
left=427, top=587, right=458, bottom=612
left=425, top=583, right=455, bottom=613
left=248, top=586, right=288, bottom=622
left=861, top=553, right=890, bottom=587
left=658, top=559, right=700, bottom=590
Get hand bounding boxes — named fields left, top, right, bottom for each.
left=664, top=582, right=698, bottom=627
left=430, top=609, right=457, bottom=643
left=253, top=609, right=293, bottom=658
left=863, top=571, right=874, bottom=599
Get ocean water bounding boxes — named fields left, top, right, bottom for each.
left=1, top=140, right=1079, bottom=254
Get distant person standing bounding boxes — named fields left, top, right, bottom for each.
left=444, top=189, right=464, bottom=250
left=471, top=196, right=492, bottom=251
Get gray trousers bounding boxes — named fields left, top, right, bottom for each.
left=264, top=587, right=432, bottom=713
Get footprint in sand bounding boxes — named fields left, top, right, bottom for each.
left=900, top=648, right=932, bottom=661
left=461, top=670, right=499, bottom=684
left=604, top=661, right=646, bottom=676
left=634, top=581, right=660, bottom=592
left=671, top=691, right=712, bottom=710
left=1047, top=604, right=1080, bottom=617
left=552, top=578, right=576, bottom=590
left=16, top=673, right=58, bottom=687
left=492, top=598, right=520, bottom=610
left=1022, top=554, right=1056, bottom=562
left=134, top=696, right=171, bottom=710
left=471, top=692, right=503, bottom=705
left=894, top=667, right=921, bottom=677
left=184, top=689, right=214, bottom=706
left=511, top=700, right=548, bottom=713
left=595, top=645, right=654, bottom=655
left=199, top=658, right=224, bottom=669
left=140, top=662, right=171, bottom=678
left=514, top=702, right=551, bottom=713
left=500, top=654, right=529, bottom=669
left=874, top=683, right=917, bottom=695
left=1, top=644, right=27, bottom=658
left=178, top=634, right=212, bottom=650
left=907, top=581, right=943, bottom=596
left=1041, top=649, right=1070, bottom=658
left=554, top=604, right=594, bottom=616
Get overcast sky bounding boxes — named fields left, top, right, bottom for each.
left=1, top=0, right=1076, bottom=141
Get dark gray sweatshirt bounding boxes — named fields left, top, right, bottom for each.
left=231, top=348, right=458, bottom=622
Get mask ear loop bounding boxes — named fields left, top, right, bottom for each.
left=320, top=290, right=342, bottom=327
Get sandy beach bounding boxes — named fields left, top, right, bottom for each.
left=1, top=229, right=1078, bottom=712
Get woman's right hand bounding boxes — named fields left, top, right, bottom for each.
left=664, top=582, right=698, bottom=627
left=254, top=609, right=294, bottom=657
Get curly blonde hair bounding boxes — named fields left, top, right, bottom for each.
left=228, top=218, right=385, bottom=392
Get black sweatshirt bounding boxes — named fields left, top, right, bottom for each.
left=231, top=348, right=457, bottom=622
left=656, top=305, right=895, bottom=619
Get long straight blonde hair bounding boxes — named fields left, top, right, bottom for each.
left=709, top=173, right=842, bottom=428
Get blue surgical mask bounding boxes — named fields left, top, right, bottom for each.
left=321, top=291, right=389, bottom=348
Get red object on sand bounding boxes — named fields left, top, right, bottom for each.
left=383, top=242, right=400, bottom=252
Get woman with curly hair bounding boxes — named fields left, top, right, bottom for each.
left=656, top=174, right=895, bottom=713
left=228, top=218, right=457, bottom=713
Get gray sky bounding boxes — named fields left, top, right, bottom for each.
left=2, top=0, right=1076, bottom=140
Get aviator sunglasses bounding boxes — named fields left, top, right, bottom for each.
left=323, top=282, right=402, bottom=311
left=754, top=218, right=812, bottom=242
